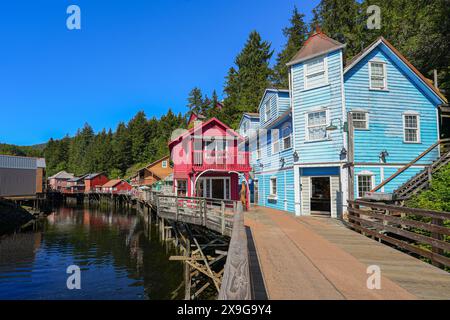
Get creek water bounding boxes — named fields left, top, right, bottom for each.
left=0, top=206, right=184, bottom=300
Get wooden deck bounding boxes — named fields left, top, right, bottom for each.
left=245, top=206, right=450, bottom=300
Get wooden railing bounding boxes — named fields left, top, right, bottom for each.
left=156, top=194, right=236, bottom=236
left=192, top=150, right=251, bottom=171
left=218, top=202, right=251, bottom=300
left=348, top=200, right=450, bottom=268
left=371, top=138, right=450, bottom=193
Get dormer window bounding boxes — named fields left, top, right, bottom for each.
left=305, top=57, right=328, bottom=89
left=265, top=99, right=271, bottom=122
left=369, top=61, right=387, bottom=90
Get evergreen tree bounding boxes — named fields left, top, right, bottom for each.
left=272, top=7, right=308, bottom=88
left=223, top=31, right=273, bottom=128
left=128, top=111, right=150, bottom=164
left=312, top=0, right=364, bottom=59
left=112, top=122, right=132, bottom=175
left=187, top=87, right=204, bottom=116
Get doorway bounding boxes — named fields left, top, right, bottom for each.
left=198, top=177, right=230, bottom=200
left=310, top=177, right=331, bottom=215
left=253, top=180, right=258, bottom=204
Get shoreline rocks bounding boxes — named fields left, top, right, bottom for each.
left=0, top=199, right=34, bottom=235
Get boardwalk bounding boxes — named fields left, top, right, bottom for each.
left=245, top=206, right=450, bottom=300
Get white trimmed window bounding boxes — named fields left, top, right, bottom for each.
left=271, top=129, right=280, bottom=154
left=357, top=174, right=374, bottom=198
left=176, top=180, right=187, bottom=196
left=242, top=121, right=249, bottom=134
left=306, top=110, right=328, bottom=141
left=352, top=111, right=369, bottom=129
left=305, top=57, right=327, bottom=89
left=265, top=99, right=271, bottom=122
left=282, top=124, right=292, bottom=150
left=162, top=160, right=168, bottom=168
left=403, top=113, right=420, bottom=143
left=270, top=177, right=277, bottom=196
left=369, top=61, right=387, bottom=90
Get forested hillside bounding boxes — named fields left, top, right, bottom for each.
left=2, top=0, right=448, bottom=178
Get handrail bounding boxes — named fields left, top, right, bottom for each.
left=371, top=139, right=449, bottom=192
left=218, top=202, right=251, bottom=300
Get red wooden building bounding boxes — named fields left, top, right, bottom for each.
left=169, top=117, right=251, bottom=207
left=84, top=173, right=109, bottom=193
left=101, top=179, right=132, bottom=194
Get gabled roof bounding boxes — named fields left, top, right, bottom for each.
left=287, top=30, right=346, bottom=66
left=67, top=174, right=88, bottom=183
left=257, top=88, right=289, bottom=111
left=243, top=112, right=260, bottom=118
left=48, top=170, right=75, bottom=180
left=344, top=37, right=447, bottom=104
left=239, top=113, right=260, bottom=130
left=169, top=117, right=244, bottom=147
left=84, top=172, right=107, bottom=180
left=102, top=179, right=126, bottom=188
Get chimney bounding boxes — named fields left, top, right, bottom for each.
left=434, top=69, right=438, bottom=88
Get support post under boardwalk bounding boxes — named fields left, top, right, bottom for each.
left=218, top=202, right=251, bottom=300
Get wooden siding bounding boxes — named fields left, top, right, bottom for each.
left=345, top=46, right=439, bottom=165
left=291, top=50, right=345, bottom=164
left=256, top=168, right=295, bottom=213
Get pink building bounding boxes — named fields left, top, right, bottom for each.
left=48, top=171, right=75, bottom=191
left=169, top=117, right=251, bottom=208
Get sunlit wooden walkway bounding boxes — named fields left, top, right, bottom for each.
left=245, top=206, right=450, bottom=300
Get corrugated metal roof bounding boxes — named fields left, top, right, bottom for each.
left=36, top=158, right=46, bottom=168
left=0, top=155, right=37, bottom=170
left=48, top=170, right=75, bottom=179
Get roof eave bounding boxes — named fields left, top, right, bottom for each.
left=286, top=44, right=346, bottom=67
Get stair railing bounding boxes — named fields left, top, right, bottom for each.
left=371, top=138, right=450, bottom=192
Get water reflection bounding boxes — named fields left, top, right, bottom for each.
left=0, top=206, right=184, bottom=300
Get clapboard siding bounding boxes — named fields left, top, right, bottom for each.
left=292, top=50, right=345, bottom=163
left=345, top=46, right=439, bottom=165
left=256, top=168, right=295, bottom=213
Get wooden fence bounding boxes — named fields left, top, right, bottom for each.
left=348, top=200, right=450, bottom=268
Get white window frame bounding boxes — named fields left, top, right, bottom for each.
left=305, top=109, right=329, bottom=142
left=162, top=160, right=168, bottom=168
left=269, top=177, right=277, bottom=197
left=351, top=111, right=369, bottom=130
left=176, top=179, right=188, bottom=196
left=242, top=120, right=249, bottom=134
left=271, top=129, right=280, bottom=154
left=265, top=98, right=271, bottom=122
left=304, top=56, right=328, bottom=90
left=403, top=112, right=421, bottom=143
left=356, top=173, right=375, bottom=198
left=281, top=123, right=292, bottom=150
left=369, top=60, right=388, bottom=90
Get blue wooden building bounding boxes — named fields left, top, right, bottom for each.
left=242, top=30, right=447, bottom=218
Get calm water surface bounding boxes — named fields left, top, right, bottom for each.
left=0, top=206, right=184, bottom=300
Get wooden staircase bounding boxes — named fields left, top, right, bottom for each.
left=394, top=149, right=450, bottom=200
left=369, top=139, right=450, bottom=201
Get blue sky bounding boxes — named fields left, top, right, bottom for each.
left=0, top=0, right=319, bottom=145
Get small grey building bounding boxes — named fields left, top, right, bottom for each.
left=0, top=155, right=39, bottom=198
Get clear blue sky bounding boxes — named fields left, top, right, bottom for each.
left=0, top=0, right=319, bottom=146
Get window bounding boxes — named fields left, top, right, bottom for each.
left=352, top=111, right=369, bottom=129
left=270, top=177, right=277, bottom=196
left=369, top=61, right=387, bottom=90
left=177, top=180, right=187, bottom=196
left=357, top=175, right=373, bottom=198
left=306, top=110, right=327, bottom=141
left=403, top=114, right=420, bottom=143
left=282, top=124, right=292, bottom=150
left=305, top=57, right=327, bottom=89
left=162, top=160, right=168, bottom=168
left=265, top=99, right=271, bottom=122
left=271, top=129, right=280, bottom=154
left=242, top=121, right=249, bottom=134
